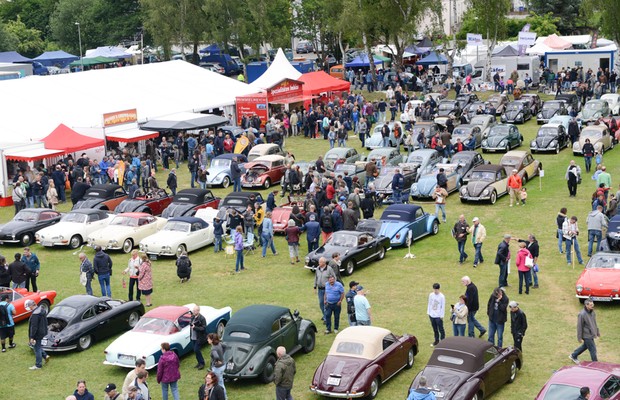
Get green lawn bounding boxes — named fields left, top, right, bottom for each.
left=3, top=88, right=620, bottom=400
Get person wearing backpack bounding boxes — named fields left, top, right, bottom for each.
left=320, top=207, right=334, bottom=244
left=0, top=293, right=16, bottom=352
left=176, top=252, right=192, bottom=283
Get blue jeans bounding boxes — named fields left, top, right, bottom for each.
left=487, top=321, right=505, bottom=347
left=584, top=156, right=592, bottom=172
left=558, top=228, right=565, bottom=253
left=325, top=302, right=341, bottom=332
left=467, top=310, right=486, bottom=337
left=499, top=262, right=508, bottom=287
left=233, top=177, right=241, bottom=192
left=276, top=386, right=293, bottom=400
left=588, top=229, right=602, bottom=256
left=457, top=241, right=468, bottom=262
left=566, top=238, right=584, bottom=264
left=532, top=267, right=539, bottom=286
left=473, top=243, right=484, bottom=265
left=382, top=137, right=390, bottom=147
left=571, top=338, right=598, bottom=361
left=190, top=171, right=196, bottom=188
left=98, top=273, right=111, bottom=297
left=365, top=176, right=375, bottom=188
left=393, top=189, right=402, bottom=204
left=338, top=138, right=346, bottom=147
left=357, top=319, right=371, bottom=326
left=262, top=234, right=276, bottom=256
left=161, top=381, right=180, bottom=400
left=235, top=250, right=244, bottom=272
left=317, top=288, right=326, bottom=318
left=34, top=195, right=46, bottom=208
left=435, top=204, right=446, bottom=222
left=34, top=339, right=48, bottom=368
left=329, top=139, right=335, bottom=148
left=212, top=364, right=227, bottom=397
left=214, top=235, right=222, bottom=252
left=453, top=323, right=466, bottom=336
left=85, top=277, right=93, bottom=296
left=429, top=316, right=445, bottom=342
left=12, top=281, right=25, bottom=289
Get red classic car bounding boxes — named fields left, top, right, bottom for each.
left=272, top=195, right=306, bottom=234
left=0, top=286, right=57, bottom=323
left=575, top=252, right=620, bottom=302
left=535, top=362, right=620, bottom=400
left=311, top=326, right=418, bottom=399
left=241, top=155, right=287, bottom=189
left=161, top=189, right=221, bottom=219
left=114, top=189, right=173, bottom=216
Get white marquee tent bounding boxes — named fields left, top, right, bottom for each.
left=250, top=48, right=302, bottom=90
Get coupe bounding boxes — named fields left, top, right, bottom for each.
left=459, top=164, right=509, bottom=204
left=241, top=155, right=286, bottom=189
left=247, top=143, right=285, bottom=162
left=535, top=362, right=620, bottom=400
left=0, top=286, right=56, bottom=323
left=139, top=216, right=215, bottom=257
left=324, top=147, right=363, bottom=171
left=161, top=188, right=221, bottom=218
left=487, top=94, right=509, bottom=115
left=451, top=125, right=482, bottom=149
left=36, top=209, right=111, bottom=249
left=450, top=151, right=486, bottom=182
left=481, top=124, right=523, bottom=153
left=521, top=93, right=543, bottom=115
left=537, top=100, right=568, bottom=124
left=469, top=114, right=497, bottom=139
left=499, top=151, right=541, bottom=185
left=572, top=125, right=613, bottom=155
left=375, top=204, right=439, bottom=247
left=114, top=189, right=173, bottom=216
left=87, top=212, right=167, bottom=253
left=205, top=153, right=248, bottom=188
left=0, top=208, right=61, bottom=246
left=374, top=165, right=417, bottom=204
left=575, top=251, right=620, bottom=302
left=406, top=149, right=442, bottom=178
left=501, top=101, right=532, bottom=124
left=72, top=184, right=128, bottom=211
left=531, top=124, right=570, bottom=153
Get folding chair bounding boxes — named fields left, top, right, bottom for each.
left=243, top=232, right=255, bottom=255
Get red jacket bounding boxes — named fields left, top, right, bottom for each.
left=507, top=174, right=522, bottom=189
left=326, top=184, right=336, bottom=200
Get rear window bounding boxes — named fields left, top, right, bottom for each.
left=335, top=342, right=364, bottom=355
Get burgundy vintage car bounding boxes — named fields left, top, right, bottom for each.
left=161, top=189, right=221, bottom=218
left=535, top=362, right=620, bottom=400
left=241, top=155, right=287, bottom=189
left=114, top=189, right=173, bottom=216
left=311, top=326, right=418, bottom=399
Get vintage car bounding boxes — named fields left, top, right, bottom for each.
left=241, top=155, right=286, bottom=189
left=87, top=212, right=167, bottom=253
left=500, top=100, right=532, bottom=124
left=601, top=93, right=620, bottom=115
left=572, top=125, right=613, bottom=155
left=469, top=114, right=497, bottom=139
left=205, top=153, right=248, bottom=188
left=411, top=164, right=462, bottom=199
left=603, top=215, right=620, bottom=252
left=537, top=100, right=568, bottom=124
left=408, top=336, right=522, bottom=400
left=465, top=102, right=487, bottom=120
left=218, top=191, right=265, bottom=215
left=114, top=189, right=173, bottom=216
left=520, top=93, right=543, bottom=115
left=0, top=208, right=61, bottom=246
left=334, top=163, right=366, bottom=182
left=42, top=295, right=144, bottom=352
left=556, top=93, right=581, bottom=114
left=366, top=122, right=397, bottom=149
left=406, top=149, right=442, bottom=178
left=535, top=362, right=620, bottom=400
left=272, top=196, right=306, bottom=234
left=459, top=164, right=509, bottom=204
left=456, top=93, right=479, bottom=110
left=36, top=209, right=111, bottom=249
left=575, top=251, right=620, bottom=302
left=487, top=93, right=509, bottom=115
left=367, top=148, right=403, bottom=167
left=304, top=230, right=390, bottom=275
left=500, top=151, right=541, bottom=184
left=139, top=216, right=215, bottom=257
left=436, top=100, right=462, bottom=118
left=412, top=122, right=437, bottom=150
left=247, top=143, right=285, bottom=162
left=218, top=125, right=245, bottom=140
left=451, top=151, right=486, bottom=182
left=373, top=204, right=439, bottom=247
left=579, top=99, right=612, bottom=123
left=161, top=188, right=221, bottom=218
left=0, top=286, right=56, bottom=323
left=481, top=124, right=523, bottom=153
left=374, top=164, right=417, bottom=204
left=531, top=123, right=570, bottom=153
left=223, top=305, right=316, bottom=383
left=324, top=147, right=363, bottom=171
left=549, top=115, right=581, bottom=132
left=451, top=125, right=482, bottom=149
left=72, top=184, right=128, bottom=211
left=310, top=326, right=418, bottom=399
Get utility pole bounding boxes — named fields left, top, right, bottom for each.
left=75, top=22, right=83, bottom=71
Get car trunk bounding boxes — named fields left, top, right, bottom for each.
left=47, top=317, right=68, bottom=333
left=223, top=343, right=255, bottom=374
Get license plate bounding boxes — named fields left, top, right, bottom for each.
left=327, top=377, right=341, bottom=386
left=226, top=362, right=234, bottom=370
left=41, top=339, right=48, bottom=346
left=591, top=296, right=612, bottom=302
left=119, top=354, right=135, bottom=361
left=42, top=241, right=53, bottom=247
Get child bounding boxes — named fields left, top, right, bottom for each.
left=520, top=187, right=528, bottom=205
left=595, top=151, right=603, bottom=169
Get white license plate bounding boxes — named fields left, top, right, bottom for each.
left=41, top=339, right=48, bottom=346
left=591, top=296, right=612, bottom=302
left=119, top=354, right=135, bottom=361
left=226, top=362, right=234, bottom=370
left=42, top=241, right=53, bottom=247
left=327, top=377, right=341, bottom=386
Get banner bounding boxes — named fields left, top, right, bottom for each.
left=235, top=94, right=268, bottom=127
left=267, top=79, right=304, bottom=103
left=466, top=33, right=483, bottom=47
left=490, top=65, right=506, bottom=75
left=517, top=31, right=537, bottom=46
left=103, top=109, right=138, bottom=127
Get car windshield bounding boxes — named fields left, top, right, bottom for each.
left=211, top=159, right=231, bottom=168
left=501, top=157, right=520, bottom=167
left=451, top=154, right=471, bottom=166
left=163, top=221, right=191, bottom=233
left=438, top=102, right=455, bottom=110
left=582, top=129, right=602, bottom=139
left=537, top=128, right=558, bottom=137
left=328, top=233, right=359, bottom=247
left=488, top=126, right=509, bottom=137
left=335, top=164, right=357, bottom=174
left=13, top=211, right=39, bottom=222
left=407, top=156, right=423, bottom=163
left=470, top=171, right=496, bottom=181
left=49, top=305, right=77, bottom=319
left=587, top=254, right=620, bottom=269
left=585, top=102, right=602, bottom=110
left=133, top=317, right=177, bottom=334
left=379, top=166, right=399, bottom=176
left=541, top=384, right=581, bottom=400
left=543, top=102, right=561, bottom=110
left=110, top=216, right=139, bottom=227
left=223, top=198, right=246, bottom=206
left=488, top=97, right=502, bottom=106
left=507, top=103, right=521, bottom=111
left=61, top=213, right=87, bottom=223
left=470, top=116, right=487, bottom=125
left=452, top=128, right=471, bottom=136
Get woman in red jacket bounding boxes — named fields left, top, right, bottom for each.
left=157, top=342, right=181, bottom=400
left=515, top=241, right=533, bottom=295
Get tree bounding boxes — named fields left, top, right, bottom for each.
left=0, top=0, right=59, bottom=40
left=526, top=0, right=584, bottom=34
left=468, top=0, right=510, bottom=81
left=49, top=0, right=102, bottom=55
left=582, top=0, right=620, bottom=45
left=92, top=0, right=142, bottom=47
left=140, top=0, right=177, bottom=60
left=4, top=16, right=45, bottom=57
left=0, top=20, right=18, bottom=52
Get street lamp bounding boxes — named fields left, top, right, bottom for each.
left=75, top=22, right=83, bottom=70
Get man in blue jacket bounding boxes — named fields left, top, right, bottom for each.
left=392, top=168, right=405, bottom=204
left=93, top=246, right=113, bottom=297
left=303, top=214, right=321, bottom=253
left=21, top=247, right=40, bottom=292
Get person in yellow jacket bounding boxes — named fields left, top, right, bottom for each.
left=468, top=217, right=487, bottom=268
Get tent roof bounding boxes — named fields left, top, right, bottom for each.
left=4, top=146, right=64, bottom=162
left=416, top=51, right=448, bottom=66
left=417, top=37, right=434, bottom=48
left=199, top=44, right=221, bottom=54
left=493, top=45, right=519, bottom=57
left=70, top=56, right=117, bottom=66
left=140, top=112, right=228, bottom=131
left=250, top=48, right=302, bottom=90
left=85, top=46, right=131, bottom=59
left=105, top=128, right=159, bottom=143
left=543, top=34, right=572, bottom=50
left=34, top=50, right=78, bottom=62
left=345, top=54, right=385, bottom=68
left=526, top=42, right=555, bottom=55
left=41, top=124, right=105, bottom=153
left=0, top=51, right=32, bottom=63
left=299, top=71, right=350, bottom=95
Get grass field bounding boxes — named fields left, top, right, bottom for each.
left=2, top=88, right=620, bottom=400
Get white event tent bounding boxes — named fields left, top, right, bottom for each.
left=250, top=48, right=302, bottom=90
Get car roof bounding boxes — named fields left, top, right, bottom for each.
left=143, top=305, right=189, bottom=321
left=177, top=188, right=212, bottom=196
left=472, top=164, right=504, bottom=172
left=583, top=125, right=607, bottom=132
left=384, top=204, right=421, bottom=214
left=169, top=216, right=208, bottom=227
left=328, top=326, right=392, bottom=360
left=503, top=150, right=527, bottom=158
left=224, top=304, right=290, bottom=340
left=326, top=147, right=354, bottom=155
left=368, top=148, right=396, bottom=156
left=86, top=184, right=123, bottom=194
left=541, top=123, right=561, bottom=129
left=253, top=155, right=285, bottom=162
left=57, top=295, right=106, bottom=308
left=224, top=191, right=261, bottom=200
left=214, top=153, right=247, bottom=161
left=549, top=362, right=620, bottom=385
left=17, top=208, right=58, bottom=214
left=115, top=212, right=152, bottom=218
left=250, top=144, right=279, bottom=152
left=68, top=209, right=109, bottom=216
left=428, top=337, right=493, bottom=372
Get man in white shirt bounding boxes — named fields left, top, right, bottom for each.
left=427, top=283, right=446, bottom=347
left=353, top=286, right=372, bottom=326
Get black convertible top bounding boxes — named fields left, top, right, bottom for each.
left=223, top=305, right=290, bottom=342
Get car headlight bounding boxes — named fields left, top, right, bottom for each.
left=411, top=184, right=418, bottom=193
left=58, top=235, right=64, bottom=240
left=530, top=141, right=536, bottom=147
left=549, top=140, right=557, bottom=147
left=109, top=240, right=118, bottom=245
left=498, top=140, right=505, bottom=146
left=460, top=187, right=467, bottom=194
left=482, top=140, right=488, bottom=146
left=305, top=256, right=310, bottom=263
left=537, top=113, right=542, bottom=118
left=482, top=189, right=489, bottom=195
left=576, top=284, right=583, bottom=293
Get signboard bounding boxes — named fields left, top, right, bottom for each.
left=235, top=94, right=268, bottom=127
left=267, top=79, right=304, bottom=103
left=517, top=31, right=537, bottom=46
left=490, top=65, right=506, bottom=75
left=466, top=33, right=483, bottom=46
left=103, top=109, right=138, bottom=127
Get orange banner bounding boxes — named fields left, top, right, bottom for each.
left=103, top=108, right=138, bottom=127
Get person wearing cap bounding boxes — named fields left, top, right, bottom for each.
left=486, top=287, right=509, bottom=347
left=495, top=234, right=512, bottom=288
left=0, top=293, right=16, bottom=352
left=73, top=380, right=94, bottom=400
left=578, top=386, right=591, bottom=400
left=26, top=299, right=49, bottom=369
left=467, top=217, right=486, bottom=268
left=509, top=301, right=527, bottom=351
left=507, top=169, right=522, bottom=207
left=407, top=375, right=436, bottom=400
left=353, top=285, right=372, bottom=326
left=427, top=283, right=446, bottom=347
left=104, top=383, right=120, bottom=400
left=345, top=281, right=359, bottom=326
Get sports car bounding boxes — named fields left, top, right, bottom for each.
left=72, top=184, right=128, bottom=211
left=481, top=124, right=523, bottom=153
left=139, top=216, right=215, bottom=257
left=601, top=93, right=620, bottom=115
left=501, top=100, right=532, bottom=124
left=366, top=122, right=397, bottom=149
left=451, top=125, right=482, bottom=149
left=205, top=153, right=248, bottom=188
left=412, top=122, right=437, bottom=150
left=42, top=295, right=144, bottom=352
left=408, top=337, right=522, bottom=400
left=247, top=143, right=285, bottom=162
left=87, top=212, right=167, bottom=253
left=114, top=189, right=173, bottom=216
left=374, top=165, right=417, bottom=204
left=367, top=148, right=403, bottom=167
left=241, top=155, right=286, bottom=189
left=450, top=151, right=486, bottom=182
left=161, top=188, right=221, bottom=218
left=411, top=164, right=462, bottom=199
left=572, top=125, right=613, bottom=155
left=304, top=230, right=390, bottom=275
left=104, top=303, right=232, bottom=369
left=535, top=362, right=620, bottom=400
left=487, top=94, right=509, bottom=115
left=500, top=151, right=541, bottom=184
left=374, top=204, right=439, bottom=247
left=272, top=196, right=306, bottom=234
left=406, top=149, right=442, bottom=178
left=579, top=99, right=611, bottom=123
left=311, top=326, right=418, bottom=399
left=575, top=251, right=620, bottom=302
left=537, top=100, right=568, bottom=124
left=531, top=124, right=570, bottom=153
left=0, top=286, right=56, bottom=323
left=0, top=208, right=61, bottom=246
left=223, top=305, right=316, bottom=383
left=36, top=209, right=111, bottom=249
left=459, top=164, right=509, bottom=204
left=324, top=147, right=363, bottom=171
left=521, top=93, right=543, bottom=115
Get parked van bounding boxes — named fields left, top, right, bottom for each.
left=453, top=63, right=473, bottom=79
left=200, top=53, right=243, bottom=76
left=330, top=64, right=345, bottom=80
left=472, top=56, right=540, bottom=86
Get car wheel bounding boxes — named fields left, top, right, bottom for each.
left=127, top=311, right=140, bottom=328
left=556, top=144, right=560, bottom=154
left=345, top=260, right=356, bottom=276
left=377, top=246, right=386, bottom=260
left=302, top=329, right=316, bottom=353
left=176, top=244, right=187, bottom=257
left=472, top=392, right=482, bottom=400
left=482, top=148, right=487, bottom=153
left=522, top=175, right=528, bottom=185
left=143, top=208, right=153, bottom=215
left=460, top=198, right=467, bottom=204
left=260, top=354, right=277, bottom=383
left=366, top=376, right=380, bottom=399
left=69, top=234, right=82, bottom=249
left=264, top=178, right=271, bottom=189
left=216, top=321, right=226, bottom=338
left=600, top=146, right=605, bottom=156
left=38, top=300, right=50, bottom=314
left=77, top=334, right=93, bottom=351
left=405, top=347, right=415, bottom=369
left=122, top=238, right=134, bottom=254
left=505, top=144, right=510, bottom=152
left=20, top=232, right=34, bottom=246
left=508, top=360, right=518, bottom=383
left=490, top=190, right=497, bottom=205
left=432, top=220, right=439, bottom=235
left=222, top=176, right=230, bottom=188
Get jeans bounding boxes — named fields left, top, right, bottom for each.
left=457, top=241, right=468, bottom=263
left=98, top=273, right=111, bottom=297
left=565, top=238, right=584, bottom=264
left=393, top=189, right=402, bottom=204
left=193, top=339, right=205, bottom=366
left=261, top=234, right=276, bottom=256
left=34, top=339, right=48, bottom=368
left=233, top=177, right=241, bottom=192
left=235, top=250, right=244, bottom=272
left=584, top=156, right=592, bottom=172
left=467, top=310, right=486, bottom=337
left=34, top=195, right=46, bottom=208
left=357, top=319, right=371, bottom=326
left=308, top=240, right=319, bottom=253
left=473, top=243, right=484, bottom=266
left=276, top=386, right=293, bottom=400
left=571, top=338, right=598, bottom=361
left=453, top=323, right=466, bottom=336
left=214, top=235, right=222, bottom=252
left=558, top=229, right=565, bottom=253
left=499, top=262, right=508, bottom=288
left=429, top=316, right=445, bottom=343
left=161, top=381, right=180, bottom=400
left=487, top=320, right=505, bottom=347
left=325, top=302, right=342, bottom=332
left=532, top=267, right=539, bottom=286
left=212, top=364, right=227, bottom=396
left=382, top=137, right=390, bottom=147
left=85, top=278, right=93, bottom=296
left=128, top=277, right=141, bottom=301
left=338, top=138, right=346, bottom=147
left=12, top=281, right=25, bottom=289
left=518, top=270, right=531, bottom=294
left=365, top=176, right=375, bottom=188
left=588, top=229, right=602, bottom=256
left=329, top=139, right=335, bottom=148
left=190, top=170, right=196, bottom=188
left=379, top=111, right=386, bottom=122
left=435, top=204, right=446, bottom=222
left=317, top=288, right=326, bottom=318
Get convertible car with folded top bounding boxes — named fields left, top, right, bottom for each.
left=161, top=188, right=221, bottom=218
left=0, top=208, right=61, bottom=246
left=0, top=286, right=57, bottom=323
left=369, top=204, right=439, bottom=247
left=72, top=184, right=128, bottom=211
left=114, top=189, right=173, bottom=216
left=36, top=209, right=111, bottom=249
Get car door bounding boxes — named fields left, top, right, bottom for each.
left=176, top=311, right=193, bottom=352
left=412, top=208, right=427, bottom=239
left=97, top=300, right=126, bottom=336
left=480, top=347, right=511, bottom=396
left=277, top=311, right=297, bottom=352
left=380, top=333, right=406, bottom=377
left=356, top=234, right=376, bottom=265
left=93, top=303, right=116, bottom=338
left=493, top=169, right=508, bottom=195
left=192, top=222, right=211, bottom=249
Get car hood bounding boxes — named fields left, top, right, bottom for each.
left=0, top=220, right=31, bottom=233
left=534, top=135, right=558, bottom=148
left=540, top=108, right=558, bottom=119
left=309, top=244, right=351, bottom=262
left=140, top=230, right=187, bottom=246
left=162, top=203, right=195, bottom=218
left=464, top=181, right=492, bottom=197
left=366, top=134, right=383, bottom=146
left=581, top=108, right=602, bottom=120
left=105, top=331, right=167, bottom=358
left=73, top=198, right=104, bottom=209
left=314, top=356, right=370, bottom=392
left=37, top=222, right=83, bottom=236
left=413, top=176, right=438, bottom=196
left=223, top=342, right=259, bottom=374
left=504, top=109, right=523, bottom=120
left=577, top=269, right=620, bottom=292
left=416, top=366, right=470, bottom=399
left=485, top=135, right=508, bottom=147
left=373, top=175, right=393, bottom=191
left=115, top=199, right=147, bottom=213
left=206, top=167, right=230, bottom=182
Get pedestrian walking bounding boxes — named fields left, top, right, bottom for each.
left=166, top=169, right=177, bottom=196
left=451, top=295, right=468, bottom=336
left=427, top=283, right=446, bottom=346
left=345, top=281, right=358, bottom=326
left=78, top=252, right=94, bottom=296
left=515, top=241, right=532, bottom=295
left=353, top=285, right=371, bottom=326
left=566, top=160, right=581, bottom=197
left=124, top=250, right=141, bottom=301
left=8, top=253, right=28, bottom=289
left=495, top=234, right=511, bottom=288
left=518, top=235, right=540, bottom=289
left=213, top=216, right=224, bottom=253
left=586, top=205, right=608, bottom=257
left=0, top=293, right=17, bottom=352
left=137, top=254, right=153, bottom=307
left=509, top=301, right=527, bottom=351
left=274, top=346, right=296, bottom=400
left=261, top=211, right=278, bottom=257
left=190, top=305, right=207, bottom=370
left=21, top=247, right=40, bottom=292
left=324, top=275, right=344, bottom=334
left=557, top=207, right=568, bottom=254
left=461, top=276, right=486, bottom=338
left=432, top=185, right=448, bottom=222
left=207, top=333, right=226, bottom=396
left=468, top=217, right=486, bottom=268
left=569, top=299, right=600, bottom=363
left=26, top=299, right=49, bottom=369
left=156, top=342, right=181, bottom=400
left=284, top=219, right=302, bottom=264
left=93, top=246, right=113, bottom=297
left=453, top=215, right=469, bottom=264
left=486, top=287, right=509, bottom=347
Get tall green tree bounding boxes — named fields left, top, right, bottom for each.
left=4, top=16, right=45, bottom=57
left=140, top=0, right=177, bottom=60
left=49, top=0, right=102, bottom=55
left=92, top=0, right=142, bottom=46
left=582, top=0, right=620, bottom=44
left=0, top=0, right=59, bottom=40
left=0, top=20, right=18, bottom=52
left=468, top=0, right=510, bottom=81
left=526, top=0, right=583, bottom=34
left=203, top=0, right=252, bottom=58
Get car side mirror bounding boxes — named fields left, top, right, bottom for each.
left=293, top=310, right=300, bottom=318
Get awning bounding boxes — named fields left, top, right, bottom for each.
left=106, top=129, right=159, bottom=143
left=5, top=147, right=64, bottom=162
left=41, top=124, right=105, bottom=153
left=140, top=112, right=228, bottom=131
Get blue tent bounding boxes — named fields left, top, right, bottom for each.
left=34, top=50, right=79, bottom=68
left=199, top=44, right=222, bottom=54
left=345, top=54, right=384, bottom=68
left=0, top=51, right=32, bottom=63
left=415, top=51, right=448, bottom=66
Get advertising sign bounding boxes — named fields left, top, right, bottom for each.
left=466, top=33, right=483, bottom=46
left=103, top=109, right=138, bottom=127
left=517, top=31, right=537, bottom=46
left=267, top=79, right=304, bottom=103
left=235, top=94, right=268, bottom=126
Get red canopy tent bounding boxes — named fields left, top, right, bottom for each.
left=299, top=71, right=351, bottom=95
left=41, top=124, right=105, bottom=153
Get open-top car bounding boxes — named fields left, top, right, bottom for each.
left=451, top=125, right=482, bottom=149
left=535, top=362, right=620, bottom=400
left=0, top=208, right=61, bottom=246
left=469, top=114, right=497, bottom=139
left=501, top=100, right=532, bottom=124
left=521, top=93, right=543, bottom=115
left=139, top=216, right=215, bottom=257
left=459, top=164, right=508, bottom=204
left=114, top=189, right=173, bottom=216
left=241, top=155, right=286, bottom=189
left=223, top=304, right=316, bottom=383
left=575, top=251, right=620, bottom=302
left=104, top=303, right=232, bottom=369
left=487, top=94, right=509, bottom=115
left=161, top=188, right=221, bottom=218
left=72, top=184, right=128, bottom=211
left=601, top=93, right=620, bottom=115
left=572, top=125, right=613, bottom=155
left=375, top=204, right=439, bottom=247
left=500, top=151, right=541, bottom=184
left=247, top=143, right=285, bottom=162
left=0, top=286, right=56, bottom=323
left=579, top=99, right=611, bottom=123
left=304, top=230, right=390, bottom=275
left=374, top=164, right=418, bottom=204
left=531, top=123, right=570, bottom=153
left=36, top=209, right=111, bottom=249
left=411, top=163, right=462, bottom=199
left=408, top=336, right=522, bottom=400
left=481, top=124, right=523, bottom=153
left=87, top=212, right=167, bottom=253
left=324, top=147, right=363, bottom=171
left=218, top=191, right=265, bottom=215
left=272, top=195, right=306, bottom=234
left=205, top=153, right=248, bottom=188
left=537, top=100, right=568, bottom=124
left=42, top=295, right=144, bottom=352
left=310, top=326, right=418, bottom=399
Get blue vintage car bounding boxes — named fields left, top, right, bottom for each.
left=205, top=153, right=248, bottom=188
left=377, top=204, right=439, bottom=247
left=411, top=164, right=462, bottom=199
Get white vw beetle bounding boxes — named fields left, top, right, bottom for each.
left=36, top=209, right=112, bottom=249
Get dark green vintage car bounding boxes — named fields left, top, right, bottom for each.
left=222, top=305, right=317, bottom=383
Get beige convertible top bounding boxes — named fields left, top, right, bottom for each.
left=328, top=326, right=392, bottom=360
